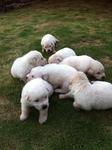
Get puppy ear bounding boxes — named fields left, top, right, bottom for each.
left=87, top=67, right=93, bottom=75
left=56, top=56, right=63, bottom=63
left=42, top=73, right=49, bottom=80
left=55, top=40, right=59, bottom=49
left=29, top=57, right=38, bottom=66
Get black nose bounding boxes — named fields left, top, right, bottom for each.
left=42, top=104, right=47, bottom=110
left=48, top=49, right=51, bottom=52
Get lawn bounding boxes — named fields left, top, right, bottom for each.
left=0, top=0, right=112, bottom=149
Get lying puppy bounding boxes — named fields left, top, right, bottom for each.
left=41, top=34, right=59, bottom=53
left=26, top=64, right=78, bottom=93
left=20, top=78, right=53, bottom=124
left=11, top=50, right=47, bottom=81
left=48, top=47, right=76, bottom=64
left=60, top=55, right=105, bottom=80
left=59, top=72, right=112, bottom=111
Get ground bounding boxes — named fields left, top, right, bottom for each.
left=0, top=0, right=112, bottom=149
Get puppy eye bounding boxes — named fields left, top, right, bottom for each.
left=35, top=99, right=39, bottom=102
left=32, top=75, right=34, bottom=78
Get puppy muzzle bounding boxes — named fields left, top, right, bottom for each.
left=42, top=104, right=48, bottom=110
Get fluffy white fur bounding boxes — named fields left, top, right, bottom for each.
left=48, top=47, right=76, bottom=64
left=20, top=78, right=53, bottom=124
left=41, top=34, right=59, bottom=53
left=26, top=64, right=78, bottom=93
left=60, top=55, right=105, bottom=80
left=11, top=50, right=47, bottom=81
left=59, top=72, right=112, bottom=111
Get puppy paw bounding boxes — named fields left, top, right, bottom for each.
left=20, top=114, right=28, bottom=121
left=55, top=89, right=61, bottom=93
left=73, top=102, right=81, bottom=111
left=59, top=94, right=65, bottom=99
left=39, top=117, right=47, bottom=124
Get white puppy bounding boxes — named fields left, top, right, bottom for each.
left=60, top=55, right=105, bottom=80
left=20, top=78, right=53, bottom=124
left=11, top=50, right=47, bottom=81
left=26, top=64, right=78, bottom=93
left=41, top=34, right=59, bottom=53
left=48, top=47, right=76, bottom=64
left=59, top=72, right=112, bottom=111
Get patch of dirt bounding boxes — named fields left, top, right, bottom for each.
left=0, top=96, right=20, bottom=121
left=17, top=15, right=32, bottom=22
left=75, top=39, right=103, bottom=48
left=35, top=21, right=61, bottom=31
left=101, top=56, right=112, bottom=65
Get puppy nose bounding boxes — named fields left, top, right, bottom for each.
left=42, top=104, right=47, bottom=110
left=48, top=49, right=51, bottom=52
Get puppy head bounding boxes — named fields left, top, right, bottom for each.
left=28, top=95, right=49, bottom=111
left=26, top=67, right=42, bottom=81
left=48, top=54, right=63, bottom=64
left=88, top=61, right=105, bottom=80
left=43, top=43, right=55, bottom=53
left=29, top=56, right=38, bottom=66
left=28, top=52, right=47, bottom=67
left=37, top=56, right=47, bottom=66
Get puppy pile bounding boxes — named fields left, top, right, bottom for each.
left=11, top=34, right=112, bottom=124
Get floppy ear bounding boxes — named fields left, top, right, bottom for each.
left=29, top=57, right=38, bottom=66
left=55, top=40, right=59, bottom=49
left=87, top=67, right=94, bottom=75
left=52, top=45, right=56, bottom=53
left=56, top=56, right=63, bottom=63
left=42, top=73, right=49, bottom=80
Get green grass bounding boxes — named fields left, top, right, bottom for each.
left=0, top=0, right=112, bottom=149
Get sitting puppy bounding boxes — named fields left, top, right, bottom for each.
left=60, top=55, right=105, bottom=80
left=20, top=78, right=53, bottom=124
left=26, top=64, right=78, bottom=93
left=59, top=72, right=112, bottom=111
left=41, top=34, right=59, bottom=53
left=48, top=47, right=76, bottom=64
left=11, top=50, right=47, bottom=81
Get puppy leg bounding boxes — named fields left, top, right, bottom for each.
left=39, top=108, right=48, bottom=124
left=55, top=88, right=68, bottom=93
left=59, top=91, right=72, bottom=99
left=55, top=82, right=69, bottom=93
left=73, top=101, right=92, bottom=111
left=73, top=102, right=81, bottom=111
left=20, top=103, right=29, bottom=121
